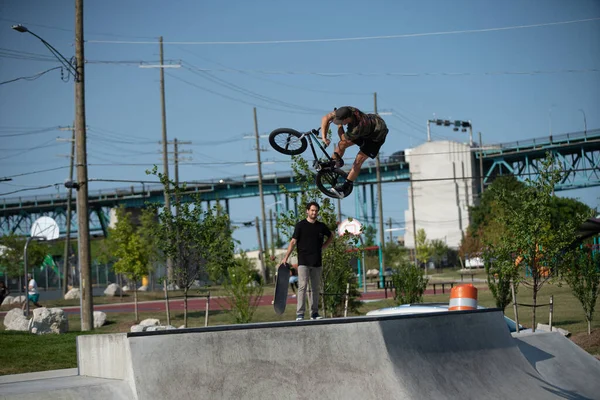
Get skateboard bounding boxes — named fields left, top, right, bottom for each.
left=273, top=263, right=290, bottom=315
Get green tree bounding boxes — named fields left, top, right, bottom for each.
left=383, top=241, right=410, bottom=268
left=429, top=239, right=449, bottom=269
left=390, top=258, right=429, bottom=305
left=564, top=246, right=600, bottom=335
left=363, top=225, right=377, bottom=247
left=0, top=233, right=48, bottom=294
left=415, top=228, right=431, bottom=268
left=276, top=156, right=360, bottom=317
left=108, top=206, right=149, bottom=322
left=148, top=167, right=236, bottom=327
left=224, top=252, right=264, bottom=323
left=488, top=153, right=588, bottom=331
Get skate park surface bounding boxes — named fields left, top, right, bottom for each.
left=1, top=309, right=599, bottom=399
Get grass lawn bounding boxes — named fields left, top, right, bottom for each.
left=1, top=279, right=599, bottom=376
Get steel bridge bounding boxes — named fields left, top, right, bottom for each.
left=1, top=128, right=599, bottom=237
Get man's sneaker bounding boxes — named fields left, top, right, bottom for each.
left=296, top=315, right=304, bottom=321
left=332, top=180, right=353, bottom=198
left=311, top=314, right=323, bottom=320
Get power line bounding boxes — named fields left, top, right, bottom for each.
left=0, top=66, right=64, bottom=86
left=0, top=184, right=59, bottom=196
left=86, top=17, right=600, bottom=45
left=182, top=63, right=326, bottom=114
left=166, top=71, right=317, bottom=114
left=0, top=126, right=60, bottom=137
left=0, top=166, right=70, bottom=179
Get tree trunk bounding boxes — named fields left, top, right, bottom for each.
left=134, top=280, right=139, bottom=323
left=184, top=286, right=188, bottom=328
left=588, top=319, right=592, bottom=335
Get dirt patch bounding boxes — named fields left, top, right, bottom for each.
left=570, top=329, right=600, bottom=359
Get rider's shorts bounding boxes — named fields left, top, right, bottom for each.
left=352, top=118, right=389, bottom=159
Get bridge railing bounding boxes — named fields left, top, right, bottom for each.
left=481, top=128, right=599, bottom=155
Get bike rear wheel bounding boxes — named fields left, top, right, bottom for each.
left=316, top=168, right=351, bottom=199
left=269, top=128, right=308, bottom=155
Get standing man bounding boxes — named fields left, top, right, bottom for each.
left=321, top=106, right=389, bottom=196
left=282, top=202, right=333, bottom=320
left=22, top=273, right=42, bottom=312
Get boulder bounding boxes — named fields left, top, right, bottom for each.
left=130, top=324, right=146, bottom=332
left=30, top=307, right=68, bottom=334
left=139, top=318, right=160, bottom=327
left=366, top=269, right=380, bottom=277
left=167, top=283, right=180, bottom=291
left=138, top=285, right=148, bottom=292
left=2, top=296, right=14, bottom=306
left=3, top=308, right=30, bottom=331
left=11, top=295, right=26, bottom=304
left=103, top=283, right=121, bottom=297
left=122, top=285, right=131, bottom=292
left=93, top=311, right=107, bottom=328
left=64, top=288, right=80, bottom=300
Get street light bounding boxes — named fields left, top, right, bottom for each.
left=11, top=24, right=77, bottom=80
left=12, top=6, right=94, bottom=331
left=579, top=109, right=587, bottom=135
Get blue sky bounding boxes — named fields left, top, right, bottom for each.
left=1, top=0, right=599, bottom=251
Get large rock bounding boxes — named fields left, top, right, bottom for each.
left=11, top=295, right=26, bottom=304
left=103, top=283, right=121, bottom=297
left=30, top=307, right=68, bottom=334
left=3, top=308, right=31, bottom=331
left=139, top=318, right=160, bottom=327
left=138, top=285, right=148, bottom=292
left=122, top=285, right=131, bottom=292
left=2, top=295, right=14, bottom=306
left=64, top=288, right=80, bottom=300
left=93, top=311, right=107, bottom=328
left=536, top=323, right=571, bottom=337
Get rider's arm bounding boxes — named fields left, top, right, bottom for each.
left=337, top=125, right=345, bottom=139
left=321, top=111, right=336, bottom=142
left=282, top=238, right=297, bottom=263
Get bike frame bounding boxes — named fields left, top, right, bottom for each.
left=300, top=129, right=334, bottom=170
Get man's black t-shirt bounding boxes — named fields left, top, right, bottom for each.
left=292, top=219, right=332, bottom=267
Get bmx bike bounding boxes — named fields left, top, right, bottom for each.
left=269, top=127, right=352, bottom=199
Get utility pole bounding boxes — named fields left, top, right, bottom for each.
left=388, top=217, right=393, bottom=243
left=478, top=132, right=484, bottom=195
left=269, top=209, right=275, bottom=254
left=374, top=93, right=386, bottom=271
left=253, top=107, right=268, bottom=283
left=159, top=36, right=173, bottom=281
left=75, top=0, right=93, bottom=331
left=255, top=216, right=266, bottom=281
left=60, top=125, right=75, bottom=294
left=410, top=172, right=418, bottom=269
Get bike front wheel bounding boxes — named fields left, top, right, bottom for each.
left=269, top=128, right=308, bottom=155
left=316, top=168, right=351, bottom=199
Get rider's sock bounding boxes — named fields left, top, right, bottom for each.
left=332, top=152, right=344, bottom=168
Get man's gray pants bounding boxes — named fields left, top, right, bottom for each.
left=296, top=265, right=322, bottom=317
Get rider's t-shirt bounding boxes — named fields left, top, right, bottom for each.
left=343, top=107, right=388, bottom=143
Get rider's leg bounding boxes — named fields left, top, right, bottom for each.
left=334, top=151, right=369, bottom=194
left=347, top=152, right=369, bottom=181
left=333, top=138, right=355, bottom=167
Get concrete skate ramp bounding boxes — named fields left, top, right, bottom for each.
left=515, top=331, right=600, bottom=399
left=78, top=310, right=587, bottom=400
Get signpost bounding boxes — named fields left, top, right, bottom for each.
left=24, top=217, right=59, bottom=317
left=338, top=218, right=368, bottom=293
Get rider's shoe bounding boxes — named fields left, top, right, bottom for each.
left=332, top=180, right=353, bottom=198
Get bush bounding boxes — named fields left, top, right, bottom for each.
left=390, top=261, right=429, bottom=305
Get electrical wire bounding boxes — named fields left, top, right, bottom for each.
left=0, top=127, right=60, bottom=138
left=0, top=166, right=70, bottom=179
left=86, top=17, right=600, bottom=45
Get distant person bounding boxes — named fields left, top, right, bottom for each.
left=320, top=106, right=389, bottom=196
left=282, top=202, right=333, bottom=320
left=289, top=266, right=299, bottom=297
left=0, top=281, right=9, bottom=305
left=22, top=274, right=42, bottom=311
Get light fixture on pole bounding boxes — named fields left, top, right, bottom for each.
left=429, top=118, right=473, bottom=146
